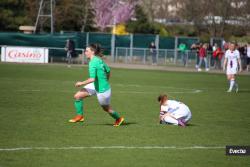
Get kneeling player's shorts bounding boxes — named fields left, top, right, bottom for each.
left=84, top=83, right=111, bottom=106
left=170, top=104, right=192, bottom=123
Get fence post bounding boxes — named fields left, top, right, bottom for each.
left=4, top=46, right=7, bottom=62
left=86, top=32, right=89, bottom=48
left=130, top=34, right=133, bottom=63
left=111, top=33, right=115, bottom=62
left=174, top=36, right=178, bottom=64
left=143, top=49, right=146, bottom=64
left=125, top=48, right=128, bottom=63
left=155, top=34, right=159, bottom=64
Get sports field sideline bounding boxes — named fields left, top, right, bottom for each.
left=0, top=63, right=249, bottom=167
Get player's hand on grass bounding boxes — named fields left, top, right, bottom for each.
left=75, top=81, right=83, bottom=87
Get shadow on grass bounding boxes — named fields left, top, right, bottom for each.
left=186, top=123, right=197, bottom=127
left=100, top=122, right=138, bottom=126
left=237, top=90, right=250, bottom=93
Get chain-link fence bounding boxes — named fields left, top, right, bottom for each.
left=115, top=47, right=210, bottom=67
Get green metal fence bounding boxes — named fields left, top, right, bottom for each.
left=0, top=32, right=199, bottom=59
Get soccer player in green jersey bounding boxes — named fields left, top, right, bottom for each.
left=69, top=44, right=124, bottom=127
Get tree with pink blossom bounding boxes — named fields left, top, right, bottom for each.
left=93, top=0, right=137, bottom=31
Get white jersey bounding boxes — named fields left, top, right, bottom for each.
left=225, top=49, right=240, bottom=75
left=225, top=49, right=240, bottom=69
left=161, top=100, right=183, bottom=113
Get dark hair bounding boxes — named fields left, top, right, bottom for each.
left=88, top=43, right=103, bottom=57
left=157, top=94, right=168, bottom=105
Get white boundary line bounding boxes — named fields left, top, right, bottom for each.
left=16, top=89, right=203, bottom=94
left=0, top=146, right=224, bottom=151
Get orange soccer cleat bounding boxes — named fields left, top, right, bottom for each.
left=113, top=117, right=124, bottom=127
left=68, top=115, right=84, bottom=123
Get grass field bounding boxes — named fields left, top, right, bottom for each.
left=0, top=63, right=250, bottom=167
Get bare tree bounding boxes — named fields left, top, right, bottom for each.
left=93, top=0, right=136, bottom=31
left=179, top=0, right=250, bottom=37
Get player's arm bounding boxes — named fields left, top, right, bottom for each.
left=75, top=62, right=96, bottom=87
left=103, top=62, right=111, bottom=80
left=75, top=78, right=95, bottom=87
left=223, top=57, right=228, bottom=71
left=106, top=72, right=111, bottom=80
left=160, top=111, right=171, bottom=121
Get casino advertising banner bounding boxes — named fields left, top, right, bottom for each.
left=1, top=46, right=49, bottom=63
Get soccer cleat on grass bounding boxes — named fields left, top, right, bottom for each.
left=113, top=117, right=124, bottom=127
left=177, top=119, right=186, bottom=127
left=68, top=115, right=84, bottom=123
left=227, top=89, right=232, bottom=93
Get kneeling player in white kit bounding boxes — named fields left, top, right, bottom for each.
left=158, top=94, right=192, bottom=127
left=223, top=43, right=242, bottom=93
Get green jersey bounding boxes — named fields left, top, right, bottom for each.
left=178, top=43, right=187, bottom=53
left=89, top=56, right=111, bottom=93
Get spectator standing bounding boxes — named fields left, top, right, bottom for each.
left=191, top=43, right=200, bottom=69
left=239, top=44, right=247, bottom=70
left=198, top=44, right=209, bottom=71
left=211, top=43, right=218, bottom=68
left=207, top=43, right=213, bottom=67
left=213, top=45, right=224, bottom=69
left=149, top=42, right=157, bottom=65
left=65, top=39, right=76, bottom=67
left=178, top=43, right=188, bottom=66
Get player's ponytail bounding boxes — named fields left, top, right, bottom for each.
left=157, top=94, right=168, bottom=105
left=88, top=43, right=104, bottom=57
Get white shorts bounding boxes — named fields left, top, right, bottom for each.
left=226, top=66, right=237, bottom=75
left=169, top=104, right=192, bottom=123
left=84, top=83, right=111, bottom=106
left=84, top=83, right=96, bottom=96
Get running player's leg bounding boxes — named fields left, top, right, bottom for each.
left=97, top=89, right=124, bottom=126
left=69, top=83, right=96, bottom=122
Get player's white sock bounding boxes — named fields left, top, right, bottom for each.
left=229, top=79, right=235, bottom=91
left=164, top=116, right=178, bottom=125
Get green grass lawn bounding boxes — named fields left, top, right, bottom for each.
left=0, top=63, right=249, bottom=167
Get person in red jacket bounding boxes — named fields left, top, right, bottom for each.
left=198, top=44, right=209, bottom=71
left=213, top=47, right=224, bottom=69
